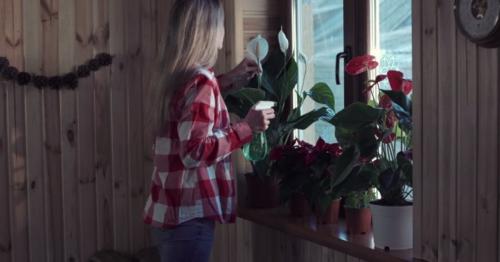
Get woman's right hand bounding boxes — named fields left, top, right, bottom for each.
left=243, top=107, right=275, bottom=132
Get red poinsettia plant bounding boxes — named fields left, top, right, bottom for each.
left=271, top=138, right=359, bottom=213
left=328, top=55, right=413, bottom=206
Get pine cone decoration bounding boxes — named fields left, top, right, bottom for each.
left=16, top=72, right=32, bottom=86
left=0, top=57, right=9, bottom=73
left=88, top=59, right=100, bottom=71
left=48, top=76, right=62, bottom=89
left=96, top=53, right=113, bottom=66
left=62, top=73, right=78, bottom=89
left=2, top=66, right=19, bottom=80
left=33, top=75, right=48, bottom=89
left=76, top=65, right=91, bottom=78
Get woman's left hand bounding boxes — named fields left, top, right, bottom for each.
left=218, top=58, right=260, bottom=91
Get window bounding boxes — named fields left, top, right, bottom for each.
left=295, top=0, right=344, bottom=144
left=295, top=0, right=412, bottom=143
left=372, top=0, right=413, bottom=83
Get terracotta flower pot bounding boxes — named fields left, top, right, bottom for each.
left=317, top=198, right=341, bottom=224
left=345, top=207, right=372, bottom=234
left=245, top=174, right=280, bottom=208
left=289, top=193, right=312, bottom=217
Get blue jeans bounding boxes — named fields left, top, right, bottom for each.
left=151, top=218, right=215, bottom=262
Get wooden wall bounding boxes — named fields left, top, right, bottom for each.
left=9, top=0, right=499, bottom=262
left=0, top=0, right=170, bottom=261
left=412, top=0, right=500, bottom=262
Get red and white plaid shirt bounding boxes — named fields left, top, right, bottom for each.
left=143, top=67, right=253, bottom=228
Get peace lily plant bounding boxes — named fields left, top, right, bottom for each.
left=225, top=28, right=336, bottom=178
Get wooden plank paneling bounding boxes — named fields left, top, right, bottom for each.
left=0, top=1, right=12, bottom=261
left=59, top=0, right=81, bottom=261
left=109, top=0, right=130, bottom=252
left=5, top=0, right=30, bottom=261
left=420, top=0, right=439, bottom=260
left=411, top=0, right=423, bottom=259
left=42, top=0, right=63, bottom=260
left=75, top=0, right=98, bottom=260
left=22, top=1, right=46, bottom=261
left=475, top=46, right=499, bottom=262
left=436, top=0, right=457, bottom=261
left=93, top=0, right=114, bottom=251
left=0, top=82, right=11, bottom=262
left=458, top=39, right=479, bottom=262
left=141, top=0, right=157, bottom=246
left=125, top=0, right=146, bottom=253
left=416, top=0, right=500, bottom=261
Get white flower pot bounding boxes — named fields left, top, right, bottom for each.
left=370, top=203, right=413, bottom=250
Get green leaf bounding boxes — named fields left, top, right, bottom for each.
left=308, top=82, right=335, bottom=109
left=380, top=90, right=412, bottom=133
left=277, top=58, right=298, bottom=106
left=330, top=146, right=360, bottom=188
left=283, top=107, right=329, bottom=132
left=367, top=99, right=378, bottom=108
left=259, top=72, right=279, bottom=98
left=262, top=49, right=287, bottom=78
left=329, top=102, right=384, bottom=130
left=397, top=153, right=413, bottom=187
left=335, top=125, right=380, bottom=158
left=334, top=127, right=355, bottom=147
left=344, top=190, right=378, bottom=209
left=380, top=90, right=412, bottom=114
left=357, top=125, right=381, bottom=158
left=339, top=164, right=379, bottom=196
left=224, top=88, right=266, bottom=119
left=235, top=88, right=266, bottom=104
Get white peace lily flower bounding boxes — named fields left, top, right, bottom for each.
left=245, top=34, right=269, bottom=74
left=278, top=26, right=289, bottom=55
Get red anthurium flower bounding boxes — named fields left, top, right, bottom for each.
left=364, top=74, right=387, bottom=94
left=387, top=70, right=412, bottom=95
left=379, top=94, right=392, bottom=109
left=382, top=133, right=396, bottom=144
left=346, top=55, right=379, bottom=76
left=387, top=70, right=404, bottom=91
left=375, top=74, right=387, bottom=83
left=402, top=79, right=413, bottom=95
left=385, top=110, right=397, bottom=129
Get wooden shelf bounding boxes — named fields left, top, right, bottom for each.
left=238, top=207, right=423, bottom=262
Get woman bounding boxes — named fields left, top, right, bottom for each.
left=143, top=1, right=275, bottom=261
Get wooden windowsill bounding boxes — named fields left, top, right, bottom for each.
left=238, top=207, right=422, bottom=262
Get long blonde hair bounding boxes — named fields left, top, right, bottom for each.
left=147, top=0, right=224, bottom=136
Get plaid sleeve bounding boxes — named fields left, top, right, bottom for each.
left=178, top=78, right=253, bottom=168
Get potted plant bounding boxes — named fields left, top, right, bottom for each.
left=271, top=138, right=348, bottom=223
left=335, top=160, right=378, bottom=234
left=270, top=140, right=316, bottom=217
left=329, top=55, right=413, bottom=250
left=343, top=189, right=377, bottom=234
left=303, top=139, right=356, bottom=225
left=225, top=29, right=335, bottom=208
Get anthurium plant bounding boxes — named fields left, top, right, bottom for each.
left=225, top=30, right=336, bottom=177
left=270, top=138, right=360, bottom=214
left=328, top=55, right=413, bottom=206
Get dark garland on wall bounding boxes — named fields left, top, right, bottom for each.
left=0, top=53, right=113, bottom=90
